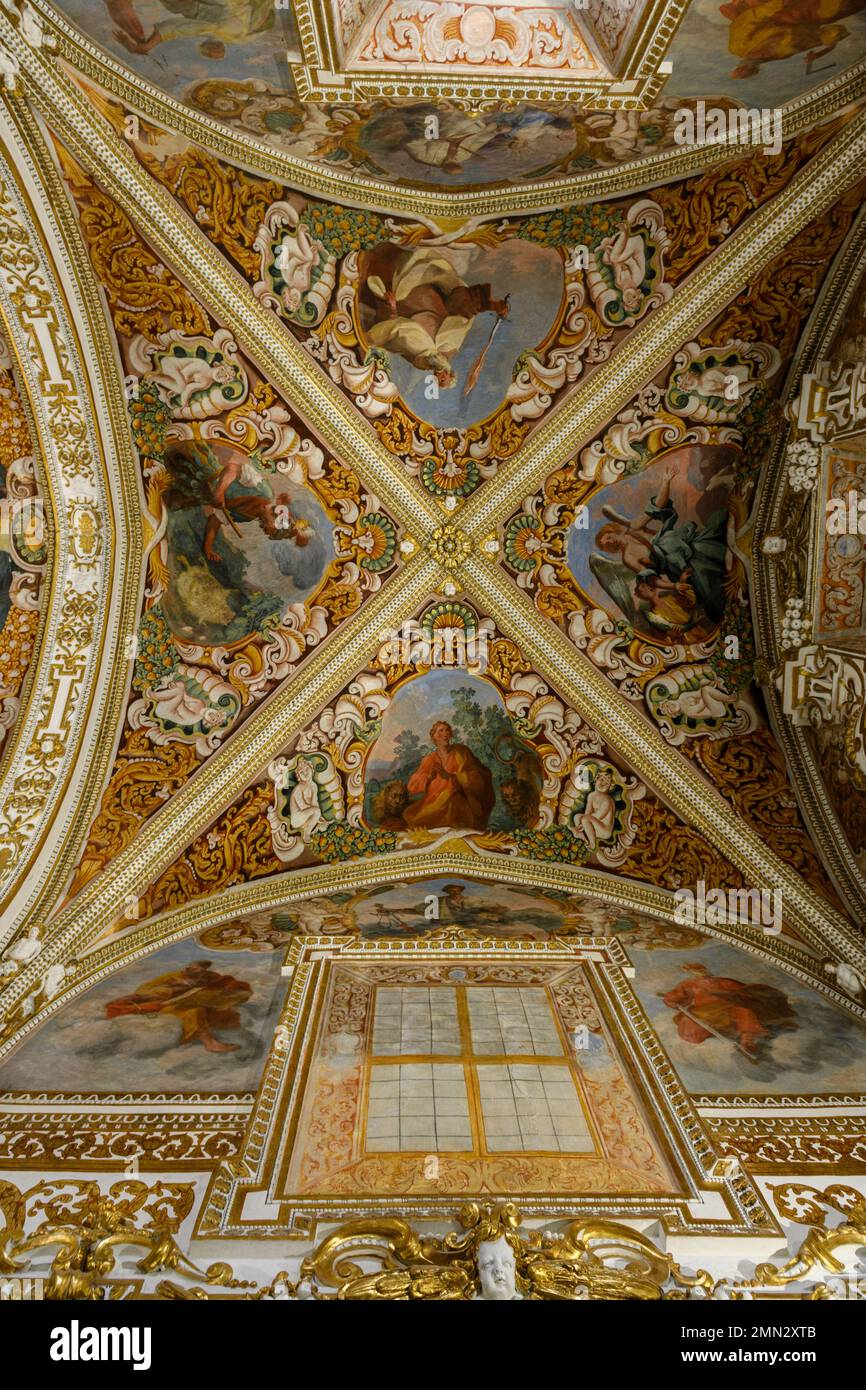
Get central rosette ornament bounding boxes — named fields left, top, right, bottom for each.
left=428, top=523, right=472, bottom=572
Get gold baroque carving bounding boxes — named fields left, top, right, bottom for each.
left=620, top=795, right=746, bottom=894
left=293, top=1201, right=712, bottom=1301
left=0, top=1111, right=246, bottom=1169
left=0, top=1178, right=254, bottom=1300
left=654, top=120, right=850, bottom=282
left=272, top=1190, right=866, bottom=1298
left=706, top=176, right=866, bottom=360
left=688, top=729, right=845, bottom=912
left=54, top=140, right=211, bottom=342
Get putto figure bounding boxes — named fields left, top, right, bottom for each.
left=572, top=768, right=617, bottom=851
left=475, top=1236, right=523, bottom=1301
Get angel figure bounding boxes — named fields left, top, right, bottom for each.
left=475, top=1237, right=523, bottom=1301
left=572, top=769, right=617, bottom=852
left=588, top=461, right=728, bottom=637
left=824, top=960, right=865, bottom=1001
left=676, top=361, right=757, bottom=405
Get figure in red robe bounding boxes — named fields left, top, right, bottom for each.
left=403, top=721, right=495, bottom=831
left=106, top=959, right=252, bottom=1053
left=662, top=961, right=797, bottom=1057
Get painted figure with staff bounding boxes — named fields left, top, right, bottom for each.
left=358, top=242, right=510, bottom=393
left=661, top=961, right=798, bottom=1061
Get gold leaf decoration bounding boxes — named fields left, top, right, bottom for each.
left=68, top=729, right=201, bottom=897
left=53, top=140, right=210, bottom=342
left=142, top=784, right=280, bottom=916
left=689, top=730, right=845, bottom=910
left=655, top=119, right=846, bottom=281
left=706, top=176, right=866, bottom=359
left=621, top=795, right=746, bottom=892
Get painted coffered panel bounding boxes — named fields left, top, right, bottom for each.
left=497, top=179, right=866, bottom=919
left=330, top=0, right=380, bottom=62
left=2, top=0, right=866, bottom=1315
left=122, top=600, right=798, bottom=942
left=43, top=0, right=866, bottom=112
left=69, top=96, right=852, bottom=516
left=2, top=888, right=864, bottom=1177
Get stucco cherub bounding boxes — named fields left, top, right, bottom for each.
left=475, top=1235, right=523, bottom=1301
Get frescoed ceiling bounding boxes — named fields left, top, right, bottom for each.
left=0, top=0, right=864, bottom=1309
left=3, top=875, right=864, bottom=1153
left=0, top=0, right=863, bottom=1002
left=31, top=0, right=866, bottom=196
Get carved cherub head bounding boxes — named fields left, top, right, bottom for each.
left=476, top=1236, right=520, bottom=1301
left=460, top=1203, right=524, bottom=1300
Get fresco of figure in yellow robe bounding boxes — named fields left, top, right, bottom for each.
left=721, top=0, right=866, bottom=79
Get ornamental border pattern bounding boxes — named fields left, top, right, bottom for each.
left=0, top=99, right=140, bottom=937
left=0, top=1106, right=248, bottom=1168
left=696, top=1094, right=866, bottom=1107
left=703, top=1114, right=866, bottom=1172
left=0, top=328, right=50, bottom=789
left=287, top=0, right=686, bottom=107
